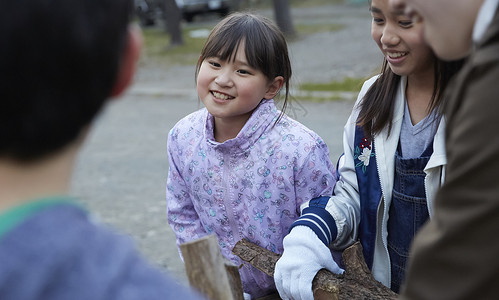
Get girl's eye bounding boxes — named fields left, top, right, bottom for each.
left=237, top=69, right=251, bottom=75
left=372, top=17, right=384, bottom=24
left=399, top=20, right=413, bottom=28
left=208, top=61, right=221, bottom=68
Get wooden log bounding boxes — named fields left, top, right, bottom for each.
left=232, top=240, right=397, bottom=300
left=181, top=234, right=244, bottom=300
left=225, top=262, right=245, bottom=300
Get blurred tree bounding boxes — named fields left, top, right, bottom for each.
left=273, top=0, right=296, bottom=37
left=163, top=0, right=184, bottom=46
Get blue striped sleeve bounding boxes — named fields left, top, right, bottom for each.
left=290, top=197, right=337, bottom=246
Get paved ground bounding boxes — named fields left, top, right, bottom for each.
left=70, top=2, right=382, bottom=287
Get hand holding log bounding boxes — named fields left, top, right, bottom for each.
left=232, top=240, right=397, bottom=300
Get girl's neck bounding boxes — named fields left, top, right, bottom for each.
left=406, top=69, right=435, bottom=125
left=213, top=114, right=249, bottom=143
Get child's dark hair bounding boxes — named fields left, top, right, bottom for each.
left=0, top=0, right=133, bottom=162
left=196, top=12, right=292, bottom=119
left=357, top=56, right=463, bottom=140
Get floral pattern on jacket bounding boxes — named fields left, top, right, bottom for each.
left=166, top=99, right=336, bottom=297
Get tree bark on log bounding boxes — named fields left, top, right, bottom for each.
left=232, top=240, right=397, bottom=300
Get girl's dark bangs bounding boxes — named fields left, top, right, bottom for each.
left=205, top=28, right=246, bottom=62
left=203, top=18, right=263, bottom=70
left=199, top=13, right=278, bottom=78
left=243, top=29, right=264, bottom=70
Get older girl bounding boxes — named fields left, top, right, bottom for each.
left=275, top=0, right=463, bottom=298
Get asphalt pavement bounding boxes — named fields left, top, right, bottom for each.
left=70, top=2, right=382, bottom=286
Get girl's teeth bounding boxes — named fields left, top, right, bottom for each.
left=213, top=91, right=232, bottom=100
left=389, top=52, right=407, bottom=58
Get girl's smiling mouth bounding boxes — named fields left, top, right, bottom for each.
left=386, top=51, right=408, bottom=64
left=211, top=91, right=235, bottom=100
left=387, top=51, right=408, bottom=58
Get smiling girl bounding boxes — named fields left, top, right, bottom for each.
left=274, top=0, right=463, bottom=298
left=166, top=12, right=337, bottom=298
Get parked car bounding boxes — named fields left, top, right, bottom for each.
left=177, top=0, right=231, bottom=22
left=134, top=0, right=231, bottom=26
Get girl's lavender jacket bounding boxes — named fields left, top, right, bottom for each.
left=167, top=99, right=336, bottom=297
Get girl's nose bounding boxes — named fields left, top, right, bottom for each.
left=381, top=25, right=400, bottom=47
left=214, top=70, right=233, bottom=87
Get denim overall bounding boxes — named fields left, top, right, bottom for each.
left=387, top=140, right=432, bottom=293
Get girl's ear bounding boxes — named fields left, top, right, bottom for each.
left=264, top=76, right=284, bottom=100
left=110, top=24, right=143, bottom=98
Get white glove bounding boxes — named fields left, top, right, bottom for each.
left=274, top=226, right=344, bottom=300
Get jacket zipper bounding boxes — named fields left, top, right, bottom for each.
left=223, top=152, right=241, bottom=244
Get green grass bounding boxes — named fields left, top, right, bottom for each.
left=293, top=94, right=345, bottom=102
left=300, top=77, right=365, bottom=92
left=291, top=77, right=366, bottom=102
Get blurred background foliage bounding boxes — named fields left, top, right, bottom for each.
left=136, top=0, right=367, bottom=100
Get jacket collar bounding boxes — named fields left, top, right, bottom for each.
left=204, top=99, right=279, bottom=153
left=373, top=76, right=406, bottom=207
